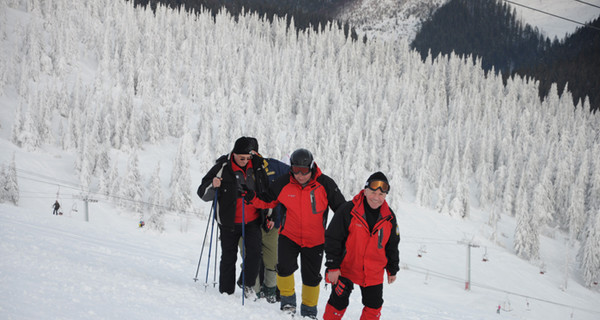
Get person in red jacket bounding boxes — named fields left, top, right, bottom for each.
left=323, top=172, right=400, bottom=320
left=247, top=148, right=346, bottom=319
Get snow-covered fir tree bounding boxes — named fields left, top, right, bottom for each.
left=3, top=154, right=19, bottom=205
left=146, top=162, right=165, bottom=232
left=169, top=133, right=193, bottom=215
left=0, top=0, right=599, bottom=283
left=0, top=164, right=6, bottom=203
left=121, top=151, right=144, bottom=214
left=108, top=159, right=121, bottom=201
left=579, top=209, right=600, bottom=287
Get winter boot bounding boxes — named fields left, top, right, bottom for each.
left=300, top=284, right=319, bottom=318
left=359, top=306, right=382, bottom=320
left=244, top=286, right=256, bottom=300
left=262, top=285, right=277, bottom=304
left=300, top=304, right=317, bottom=319
left=280, top=293, right=297, bottom=315
left=323, top=303, right=346, bottom=320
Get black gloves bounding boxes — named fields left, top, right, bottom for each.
left=243, top=189, right=255, bottom=204
left=262, top=210, right=274, bottom=232
left=240, top=185, right=255, bottom=204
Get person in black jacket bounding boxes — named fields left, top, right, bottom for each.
left=243, top=155, right=290, bottom=303
left=197, top=137, right=266, bottom=297
left=52, top=200, right=60, bottom=215
left=323, top=172, right=400, bottom=320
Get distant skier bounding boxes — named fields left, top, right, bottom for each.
left=52, top=200, right=60, bottom=215
left=497, top=304, right=501, bottom=314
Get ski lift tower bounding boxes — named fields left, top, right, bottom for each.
left=76, top=193, right=98, bottom=222
left=458, top=239, right=479, bottom=291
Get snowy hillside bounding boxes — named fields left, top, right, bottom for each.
left=2, top=179, right=600, bottom=319
left=1, top=0, right=600, bottom=319
left=335, top=0, right=449, bottom=42
left=336, top=0, right=600, bottom=42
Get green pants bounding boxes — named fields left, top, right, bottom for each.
left=239, top=227, right=279, bottom=291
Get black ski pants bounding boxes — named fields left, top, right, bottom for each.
left=327, top=276, right=383, bottom=310
left=218, top=218, right=262, bottom=294
left=277, top=234, right=323, bottom=286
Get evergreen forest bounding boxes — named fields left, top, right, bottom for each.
left=411, top=0, right=600, bottom=112
left=135, top=0, right=600, bottom=112
left=1, top=0, right=599, bottom=287
left=132, top=0, right=358, bottom=39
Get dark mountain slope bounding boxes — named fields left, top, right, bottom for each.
left=411, top=0, right=600, bottom=112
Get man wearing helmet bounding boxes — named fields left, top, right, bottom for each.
left=246, top=148, right=346, bottom=319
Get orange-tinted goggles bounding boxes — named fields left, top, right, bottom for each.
left=366, top=180, right=390, bottom=193
left=291, top=165, right=311, bottom=175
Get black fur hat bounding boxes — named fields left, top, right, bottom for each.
left=232, top=136, right=255, bottom=154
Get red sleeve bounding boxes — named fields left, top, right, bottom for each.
left=250, top=196, right=278, bottom=209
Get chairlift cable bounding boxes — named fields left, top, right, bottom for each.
left=502, top=0, right=600, bottom=32
left=575, top=0, right=600, bottom=10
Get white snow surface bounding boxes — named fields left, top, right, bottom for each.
left=1, top=142, right=599, bottom=319
left=0, top=1, right=599, bottom=319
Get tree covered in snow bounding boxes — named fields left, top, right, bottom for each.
left=579, top=209, right=600, bottom=287
left=0, top=164, right=6, bottom=203
left=169, top=133, right=193, bottom=214
left=146, top=162, right=165, bottom=232
left=1, top=154, right=20, bottom=205
left=2, top=0, right=600, bottom=282
left=121, top=151, right=144, bottom=214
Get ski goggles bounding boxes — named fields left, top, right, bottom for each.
left=366, top=180, right=390, bottom=194
left=291, top=165, right=311, bottom=175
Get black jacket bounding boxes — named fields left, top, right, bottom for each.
left=197, top=154, right=270, bottom=229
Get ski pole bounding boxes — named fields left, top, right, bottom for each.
left=241, top=198, right=246, bottom=306
left=204, top=189, right=219, bottom=289
left=213, top=225, right=219, bottom=287
left=193, top=189, right=217, bottom=282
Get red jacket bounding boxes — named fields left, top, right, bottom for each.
left=252, top=164, right=345, bottom=247
left=230, top=159, right=260, bottom=223
left=325, top=190, right=400, bottom=287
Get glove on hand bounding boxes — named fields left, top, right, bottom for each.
left=241, top=185, right=255, bottom=204
left=334, top=280, right=346, bottom=297
left=262, top=212, right=274, bottom=232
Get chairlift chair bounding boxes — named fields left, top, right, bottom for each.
left=482, top=247, right=489, bottom=262
left=417, top=245, right=427, bottom=257
left=539, top=263, right=547, bottom=275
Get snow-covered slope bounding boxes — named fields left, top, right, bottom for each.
left=1, top=0, right=599, bottom=319
left=2, top=182, right=600, bottom=319
left=336, top=0, right=600, bottom=42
